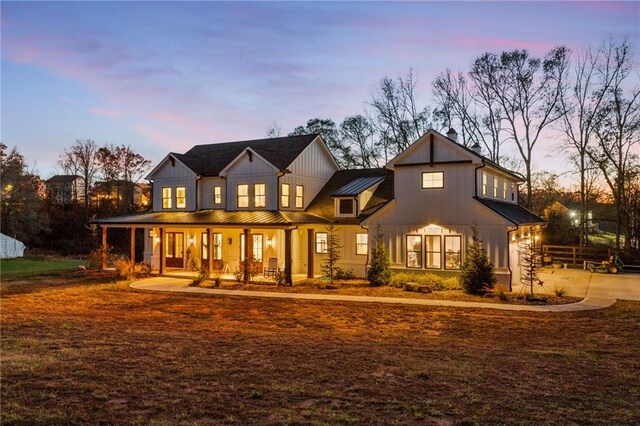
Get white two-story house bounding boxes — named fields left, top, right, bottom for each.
left=97, top=129, right=543, bottom=288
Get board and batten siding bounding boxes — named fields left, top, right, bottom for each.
left=223, top=151, right=279, bottom=211
left=149, top=156, right=198, bottom=212
left=198, top=176, right=226, bottom=210
left=281, top=138, right=339, bottom=210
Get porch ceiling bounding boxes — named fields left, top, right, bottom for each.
left=94, top=209, right=331, bottom=226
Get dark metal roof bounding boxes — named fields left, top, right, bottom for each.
left=306, top=168, right=394, bottom=224
left=46, top=175, right=82, bottom=183
left=95, top=209, right=331, bottom=226
left=474, top=197, right=545, bottom=225
left=166, top=134, right=320, bottom=177
left=331, top=176, right=385, bottom=197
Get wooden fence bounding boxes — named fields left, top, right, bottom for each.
left=541, top=245, right=611, bottom=266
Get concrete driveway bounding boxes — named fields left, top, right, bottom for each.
left=516, top=268, right=640, bottom=301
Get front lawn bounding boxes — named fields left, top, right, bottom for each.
left=1, top=273, right=638, bottom=424
left=1, top=257, right=85, bottom=280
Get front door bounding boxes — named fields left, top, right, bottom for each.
left=166, top=232, right=184, bottom=268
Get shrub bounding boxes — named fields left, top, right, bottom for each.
left=190, top=264, right=209, bottom=287
left=273, top=269, right=287, bottom=286
left=113, top=257, right=136, bottom=280
left=459, top=224, right=497, bottom=295
left=553, top=287, right=567, bottom=297
left=335, top=267, right=355, bottom=280
left=367, top=225, right=391, bottom=286
left=389, top=272, right=461, bottom=293
left=495, top=286, right=509, bottom=301
left=87, top=245, right=113, bottom=269
left=238, top=257, right=261, bottom=283
left=320, top=225, right=341, bottom=284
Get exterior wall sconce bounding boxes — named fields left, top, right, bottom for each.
left=149, top=230, right=154, bottom=238
left=227, top=237, right=232, bottom=245
left=266, top=237, right=274, bottom=248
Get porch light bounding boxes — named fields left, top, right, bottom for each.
left=266, top=237, right=274, bottom=248
left=149, top=230, right=154, bottom=238
left=188, top=235, right=195, bottom=245
left=534, top=234, right=540, bottom=241
left=511, top=234, right=516, bottom=242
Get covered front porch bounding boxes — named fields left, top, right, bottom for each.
left=96, top=209, right=332, bottom=285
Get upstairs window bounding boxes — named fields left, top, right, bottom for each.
left=214, top=186, right=222, bottom=204
left=315, top=232, right=328, bottom=254
left=482, top=172, right=488, bottom=197
left=338, top=199, right=355, bottom=216
left=511, top=183, right=516, bottom=202
left=295, top=185, right=304, bottom=209
left=493, top=177, right=498, bottom=198
left=176, top=186, right=186, bottom=208
left=237, top=184, right=249, bottom=208
left=356, top=233, right=368, bottom=255
left=162, top=187, right=172, bottom=209
left=281, top=183, right=290, bottom=208
left=254, top=183, right=266, bottom=208
left=502, top=181, right=507, bottom=200
left=422, top=171, right=444, bottom=189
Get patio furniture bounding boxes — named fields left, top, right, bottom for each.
left=264, top=258, right=278, bottom=277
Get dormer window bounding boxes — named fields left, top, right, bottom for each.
left=237, top=184, right=249, bottom=208
left=295, top=185, right=304, bottom=209
left=214, top=186, right=222, bottom=204
left=162, top=187, right=172, bottom=209
left=254, top=183, right=266, bottom=208
left=176, top=187, right=186, bottom=208
left=422, top=171, right=444, bottom=189
left=493, top=177, right=498, bottom=198
left=482, top=172, right=488, bottom=196
left=502, top=181, right=507, bottom=200
left=281, top=183, right=290, bottom=208
left=340, top=199, right=354, bottom=215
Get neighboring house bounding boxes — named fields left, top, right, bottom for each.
left=97, top=130, right=544, bottom=288
left=45, top=175, right=85, bottom=205
left=92, top=181, right=151, bottom=210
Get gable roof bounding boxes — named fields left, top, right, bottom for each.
left=168, top=134, right=320, bottom=177
left=306, top=168, right=394, bottom=224
left=46, top=175, right=82, bottom=184
left=474, top=197, right=545, bottom=226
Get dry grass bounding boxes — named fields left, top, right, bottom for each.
left=2, top=272, right=639, bottom=425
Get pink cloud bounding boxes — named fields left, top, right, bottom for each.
left=452, top=37, right=556, bottom=52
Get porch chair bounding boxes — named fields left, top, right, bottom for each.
left=264, top=258, right=278, bottom=277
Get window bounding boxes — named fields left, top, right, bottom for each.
left=201, top=232, right=208, bottom=260
left=422, top=171, right=444, bottom=189
left=212, top=233, right=222, bottom=260
left=254, top=183, right=266, bottom=208
left=511, top=183, right=516, bottom=202
left=162, top=187, right=172, bottom=209
left=315, top=232, right=328, bottom=254
left=281, top=183, right=290, bottom=208
left=237, top=184, right=249, bottom=208
left=502, top=181, right=507, bottom=200
left=482, top=172, right=488, bottom=196
left=339, top=199, right=354, bottom=215
left=493, top=177, right=498, bottom=198
left=176, top=186, right=186, bottom=208
left=444, top=235, right=462, bottom=270
left=406, top=235, right=422, bottom=268
left=356, top=233, right=368, bottom=255
left=240, top=234, right=263, bottom=262
left=425, top=235, right=441, bottom=269
left=214, top=186, right=222, bottom=204
left=295, top=185, right=304, bottom=208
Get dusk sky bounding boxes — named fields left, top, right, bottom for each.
left=2, top=1, right=639, bottom=180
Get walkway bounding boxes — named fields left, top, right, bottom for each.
left=130, top=270, right=640, bottom=312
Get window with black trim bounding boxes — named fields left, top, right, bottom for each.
left=176, top=186, right=186, bottom=208
left=281, top=183, right=290, bottom=208
left=162, top=187, right=172, bottom=209
left=425, top=235, right=441, bottom=269
left=406, top=235, right=422, bottom=268
left=339, top=199, right=354, bottom=215
left=214, top=186, right=222, bottom=204
left=444, top=235, right=462, bottom=270
left=356, top=233, right=368, bottom=255
left=421, top=171, right=444, bottom=188
left=237, top=184, right=249, bottom=208
left=254, top=183, right=266, bottom=208
left=315, top=232, right=328, bottom=254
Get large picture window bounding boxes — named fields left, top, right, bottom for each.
left=406, top=235, right=422, bottom=268
left=421, top=171, right=444, bottom=189
left=281, top=183, right=290, bottom=208
left=444, top=235, right=462, bottom=270
left=237, top=184, right=249, bottom=208
left=356, top=233, right=368, bottom=255
left=214, top=186, right=222, bottom=204
left=176, top=186, right=186, bottom=208
left=254, top=183, right=266, bottom=208
left=295, top=185, right=304, bottom=208
left=425, top=235, right=441, bottom=269
left=315, top=232, right=328, bottom=254
left=162, top=187, right=172, bottom=209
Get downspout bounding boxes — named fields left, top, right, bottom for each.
left=360, top=223, right=370, bottom=273
left=195, top=175, right=202, bottom=211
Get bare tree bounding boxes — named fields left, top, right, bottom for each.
left=266, top=122, right=282, bottom=138
left=59, top=139, right=99, bottom=214
left=470, top=47, right=570, bottom=209
left=339, top=115, right=380, bottom=168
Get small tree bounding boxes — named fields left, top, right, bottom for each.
left=320, top=224, right=341, bottom=284
left=459, top=224, right=497, bottom=295
left=519, top=240, right=542, bottom=295
left=367, top=225, right=391, bottom=286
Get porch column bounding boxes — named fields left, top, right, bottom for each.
left=159, top=227, right=165, bottom=274
left=284, top=228, right=292, bottom=286
left=101, top=227, right=107, bottom=270
left=130, top=227, right=136, bottom=264
left=307, top=229, right=314, bottom=278
left=243, top=228, right=250, bottom=283
left=207, top=227, right=213, bottom=277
